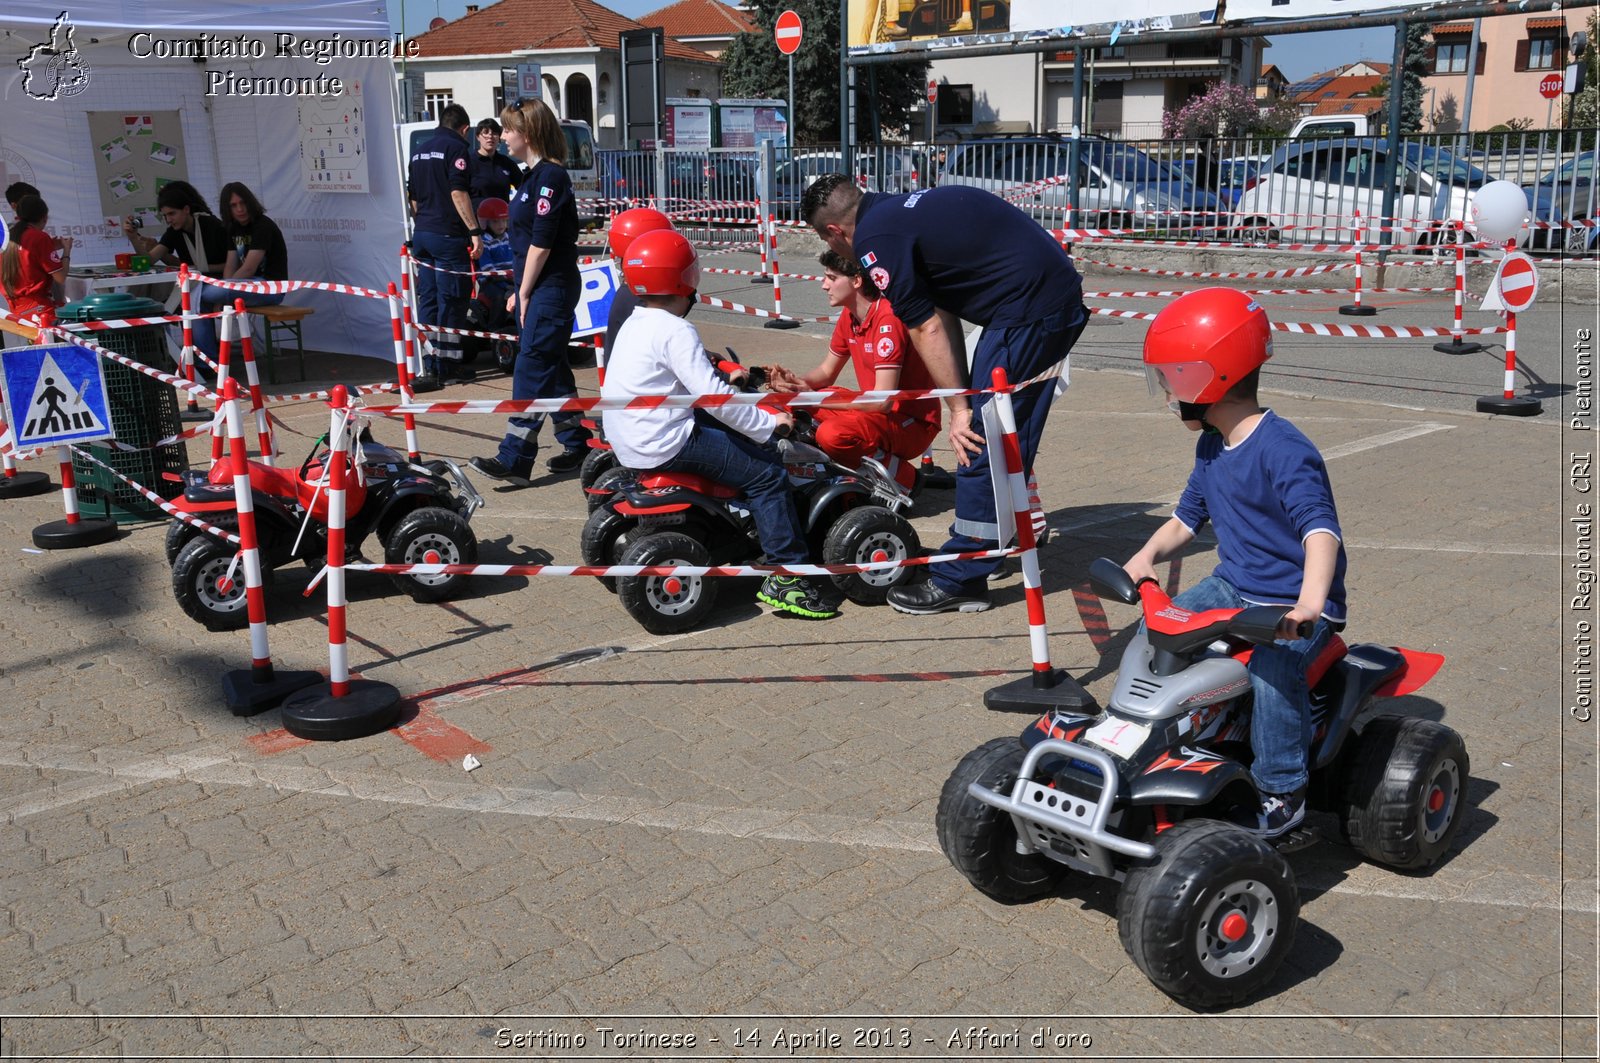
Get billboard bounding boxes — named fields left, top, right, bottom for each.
left=846, top=0, right=1218, bottom=56
left=1227, top=0, right=1440, bottom=16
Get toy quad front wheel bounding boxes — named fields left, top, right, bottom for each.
left=936, top=737, right=1069, bottom=903
left=1117, top=819, right=1298, bottom=1008
left=616, top=531, right=718, bottom=634
left=580, top=504, right=637, bottom=593
left=579, top=448, right=619, bottom=497
left=822, top=505, right=919, bottom=605
left=585, top=465, right=634, bottom=513
left=1337, top=715, right=1469, bottom=871
left=383, top=507, right=477, bottom=603
left=172, top=535, right=268, bottom=631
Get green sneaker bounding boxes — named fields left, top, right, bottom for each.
left=757, top=574, right=840, bottom=619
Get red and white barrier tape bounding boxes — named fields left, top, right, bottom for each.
left=58, top=330, right=217, bottom=401
left=1074, top=258, right=1357, bottom=280
left=344, top=545, right=1018, bottom=581
left=1086, top=285, right=1458, bottom=299
left=58, top=310, right=224, bottom=331
left=201, top=276, right=389, bottom=300
left=68, top=444, right=241, bottom=545
left=696, top=293, right=831, bottom=324
left=1087, top=305, right=1507, bottom=337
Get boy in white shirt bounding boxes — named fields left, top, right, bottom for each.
left=602, top=229, right=839, bottom=620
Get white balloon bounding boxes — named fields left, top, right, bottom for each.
left=1470, top=180, right=1531, bottom=246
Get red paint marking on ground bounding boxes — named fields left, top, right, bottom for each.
left=393, top=703, right=492, bottom=764
left=1074, top=582, right=1113, bottom=652
left=247, top=729, right=313, bottom=756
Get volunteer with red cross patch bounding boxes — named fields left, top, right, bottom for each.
left=470, top=97, right=591, bottom=487
left=407, top=103, right=482, bottom=390
left=764, top=249, right=939, bottom=493
left=803, top=176, right=1087, bottom=614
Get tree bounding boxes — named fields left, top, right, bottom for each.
left=720, top=0, right=928, bottom=143
left=1256, top=98, right=1304, bottom=136
left=1573, top=8, right=1599, bottom=130
left=1431, top=91, right=1461, bottom=133
left=1400, top=22, right=1430, bottom=133
left=1161, top=81, right=1270, bottom=138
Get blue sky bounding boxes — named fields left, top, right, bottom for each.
left=391, top=0, right=1398, bottom=82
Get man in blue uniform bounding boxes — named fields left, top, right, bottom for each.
left=802, top=174, right=1087, bottom=614
left=408, top=103, right=483, bottom=390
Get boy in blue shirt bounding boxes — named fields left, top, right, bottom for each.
left=1123, top=288, right=1347, bottom=838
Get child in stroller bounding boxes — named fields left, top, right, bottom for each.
left=464, top=196, right=518, bottom=372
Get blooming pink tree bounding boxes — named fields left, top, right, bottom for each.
left=1162, top=82, right=1268, bottom=139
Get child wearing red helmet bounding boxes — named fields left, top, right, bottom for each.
left=602, top=228, right=839, bottom=620
left=1123, top=287, right=1348, bottom=838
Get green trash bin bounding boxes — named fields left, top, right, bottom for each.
left=56, top=293, right=189, bottom=524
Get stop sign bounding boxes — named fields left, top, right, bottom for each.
left=1540, top=73, right=1564, bottom=99
left=927, top=78, right=938, bottom=104
left=775, top=9, right=802, bottom=55
left=1496, top=252, right=1539, bottom=312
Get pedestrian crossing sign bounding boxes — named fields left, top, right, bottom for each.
left=0, top=343, right=114, bottom=449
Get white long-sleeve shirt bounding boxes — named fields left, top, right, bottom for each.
left=601, top=307, right=777, bottom=470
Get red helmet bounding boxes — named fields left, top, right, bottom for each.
left=476, top=196, right=509, bottom=221
left=622, top=228, right=699, bottom=297
left=608, top=207, right=674, bottom=260
left=1142, top=287, right=1272, bottom=405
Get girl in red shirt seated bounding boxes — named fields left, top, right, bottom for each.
left=1, top=195, right=71, bottom=331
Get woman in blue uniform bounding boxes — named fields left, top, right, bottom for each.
left=471, top=97, right=590, bottom=486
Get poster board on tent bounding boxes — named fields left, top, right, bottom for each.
left=86, top=111, right=187, bottom=227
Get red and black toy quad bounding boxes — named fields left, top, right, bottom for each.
left=578, top=424, right=920, bottom=634
left=164, top=434, right=484, bottom=631
left=937, top=558, right=1467, bottom=1009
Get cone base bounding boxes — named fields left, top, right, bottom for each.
left=984, top=669, right=1095, bottom=714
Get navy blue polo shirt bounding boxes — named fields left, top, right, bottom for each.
left=408, top=126, right=471, bottom=238
left=851, top=186, right=1082, bottom=330
left=510, top=159, right=579, bottom=289
left=469, top=149, right=522, bottom=206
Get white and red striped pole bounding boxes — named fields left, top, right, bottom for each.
left=1434, top=220, right=1484, bottom=355
left=234, top=299, right=275, bottom=466
left=752, top=211, right=772, bottom=283
left=763, top=213, right=799, bottom=330
left=991, top=368, right=1054, bottom=686
left=324, top=385, right=352, bottom=698
left=386, top=284, right=421, bottom=461
left=221, top=376, right=276, bottom=685
left=1339, top=208, right=1375, bottom=317
left=210, top=308, right=234, bottom=466
left=1502, top=309, right=1517, bottom=400
left=178, top=266, right=203, bottom=418
left=55, top=444, right=80, bottom=526
left=593, top=333, right=606, bottom=388
left=400, top=244, right=424, bottom=380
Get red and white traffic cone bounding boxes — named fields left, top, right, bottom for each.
left=917, top=448, right=956, bottom=490
left=763, top=212, right=799, bottom=331
left=751, top=211, right=773, bottom=285
left=0, top=392, right=53, bottom=500
left=234, top=298, right=276, bottom=466
left=982, top=368, right=1093, bottom=714
left=278, top=385, right=401, bottom=739
left=387, top=283, right=421, bottom=461
left=177, top=266, right=209, bottom=422
left=1476, top=306, right=1542, bottom=416
left=1339, top=208, right=1377, bottom=317
left=1434, top=220, right=1484, bottom=355
left=218, top=376, right=319, bottom=713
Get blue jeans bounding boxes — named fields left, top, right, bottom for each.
left=411, top=229, right=470, bottom=368
left=494, top=279, right=588, bottom=474
left=931, top=304, right=1087, bottom=594
left=1171, top=574, right=1334, bottom=795
left=190, top=282, right=284, bottom=364
left=655, top=416, right=808, bottom=565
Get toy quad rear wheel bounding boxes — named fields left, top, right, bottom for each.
left=580, top=503, right=636, bottom=593
left=936, top=737, right=1069, bottom=903
left=1337, top=715, right=1469, bottom=871
left=585, top=465, right=634, bottom=513
left=1118, top=819, right=1298, bottom=1009
left=617, top=531, right=718, bottom=634
left=579, top=447, right=619, bottom=496
left=383, top=506, right=478, bottom=603
left=822, top=505, right=919, bottom=605
left=172, top=535, right=270, bottom=631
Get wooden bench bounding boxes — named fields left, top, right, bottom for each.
left=0, top=317, right=39, bottom=343
left=246, top=305, right=313, bottom=384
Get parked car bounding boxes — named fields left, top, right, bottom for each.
left=768, top=150, right=922, bottom=211
left=561, top=120, right=601, bottom=223
left=1290, top=114, right=1372, bottom=139
left=1216, top=156, right=1268, bottom=208
left=1523, top=151, right=1597, bottom=255
left=1232, top=138, right=1482, bottom=246
left=596, top=150, right=758, bottom=214
left=938, top=133, right=1219, bottom=229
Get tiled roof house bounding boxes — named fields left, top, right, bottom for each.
left=640, top=0, right=757, bottom=59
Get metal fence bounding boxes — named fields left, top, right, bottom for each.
left=596, top=128, right=1598, bottom=255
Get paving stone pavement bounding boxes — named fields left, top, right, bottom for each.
left=0, top=276, right=1593, bottom=1061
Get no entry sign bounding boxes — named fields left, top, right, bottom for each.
left=927, top=78, right=938, bottom=104
left=775, top=9, right=802, bottom=54
left=1494, top=252, right=1539, bottom=313
left=1540, top=73, right=1565, bottom=99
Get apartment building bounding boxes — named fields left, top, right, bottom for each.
left=1422, top=12, right=1575, bottom=130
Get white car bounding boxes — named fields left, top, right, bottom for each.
left=1233, top=139, right=1483, bottom=247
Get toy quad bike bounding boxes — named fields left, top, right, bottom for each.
left=164, top=435, right=484, bottom=631
left=579, top=424, right=920, bottom=633
left=937, top=558, right=1467, bottom=1008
